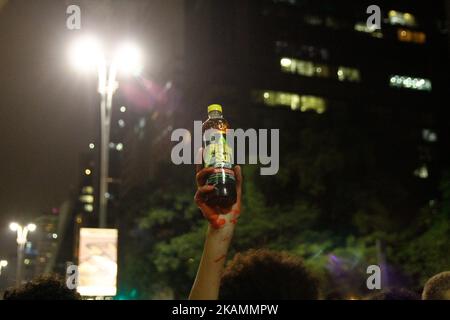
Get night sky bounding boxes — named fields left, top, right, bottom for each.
left=0, top=1, right=92, bottom=253
left=0, top=0, right=182, bottom=255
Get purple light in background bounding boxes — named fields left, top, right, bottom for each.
left=326, top=254, right=342, bottom=273
left=121, top=77, right=169, bottom=111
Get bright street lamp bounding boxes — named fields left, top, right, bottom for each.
left=9, top=222, right=36, bottom=285
left=9, top=222, right=19, bottom=231
left=115, top=43, right=143, bottom=76
left=69, top=35, right=103, bottom=72
left=69, top=35, right=143, bottom=228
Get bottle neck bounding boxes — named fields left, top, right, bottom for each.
left=208, top=110, right=223, bottom=119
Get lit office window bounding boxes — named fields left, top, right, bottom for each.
left=82, top=186, right=94, bottom=194
left=354, top=22, right=383, bottom=38
left=299, top=96, right=326, bottom=113
left=262, top=91, right=300, bottom=110
left=398, top=29, right=426, bottom=44
left=414, top=32, right=426, bottom=44
left=337, top=67, right=361, bottom=82
left=388, top=10, right=417, bottom=27
left=254, top=90, right=326, bottom=114
left=422, top=129, right=437, bottom=143
left=398, top=29, right=413, bottom=42
left=389, top=75, right=432, bottom=91
left=314, top=64, right=329, bottom=78
left=414, top=165, right=428, bottom=179
left=79, top=194, right=94, bottom=204
left=280, top=57, right=329, bottom=78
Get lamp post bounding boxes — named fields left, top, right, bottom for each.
left=0, top=260, right=7, bottom=276
left=9, top=222, right=36, bottom=286
left=70, top=36, right=143, bottom=228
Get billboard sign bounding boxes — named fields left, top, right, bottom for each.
left=77, top=228, right=118, bottom=296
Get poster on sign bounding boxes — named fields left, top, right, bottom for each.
left=77, top=228, right=118, bottom=297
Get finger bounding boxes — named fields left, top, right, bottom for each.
left=196, top=167, right=216, bottom=186
left=194, top=191, right=224, bottom=228
left=200, top=206, right=221, bottom=226
left=206, top=206, right=226, bottom=228
left=194, top=186, right=213, bottom=201
left=197, top=184, right=215, bottom=195
left=210, top=217, right=226, bottom=229
left=194, top=185, right=215, bottom=207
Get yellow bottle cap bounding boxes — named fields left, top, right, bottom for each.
left=207, top=104, right=222, bottom=113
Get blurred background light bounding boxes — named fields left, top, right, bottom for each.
left=69, top=35, right=103, bottom=72
left=115, top=42, right=143, bottom=76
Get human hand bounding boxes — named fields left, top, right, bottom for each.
left=194, top=165, right=242, bottom=229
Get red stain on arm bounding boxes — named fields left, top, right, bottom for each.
left=208, top=216, right=226, bottom=229
left=214, top=254, right=226, bottom=263
left=199, top=206, right=226, bottom=229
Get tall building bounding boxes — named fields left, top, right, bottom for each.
left=116, top=0, right=449, bottom=211
left=33, top=214, right=59, bottom=276
left=183, top=0, right=449, bottom=209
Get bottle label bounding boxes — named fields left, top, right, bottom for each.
left=203, top=130, right=235, bottom=185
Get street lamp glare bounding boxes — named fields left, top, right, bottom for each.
left=9, top=222, right=19, bottom=231
left=68, top=37, right=144, bottom=228
left=115, top=42, right=143, bottom=76
left=70, top=35, right=103, bottom=71
left=0, top=260, right=7, bottom=267
left=27, top=223, right=37, bottom=232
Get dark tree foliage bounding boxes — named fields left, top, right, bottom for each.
left=117, top=108, right=448, bottom=299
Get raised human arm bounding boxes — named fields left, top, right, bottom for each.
left=189, top=165, right=242, bottom=300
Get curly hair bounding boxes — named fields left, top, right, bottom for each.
left=422, top=271, right=450, bottom=300
left=219, top=249, right=319, bottom=300
left=3, top=274, right=81, bottom=300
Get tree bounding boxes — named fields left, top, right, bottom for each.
left=117, top=108, right=447, bottom=298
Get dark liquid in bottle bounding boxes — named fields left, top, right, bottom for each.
left=202, top=105, right=237, bottom=209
